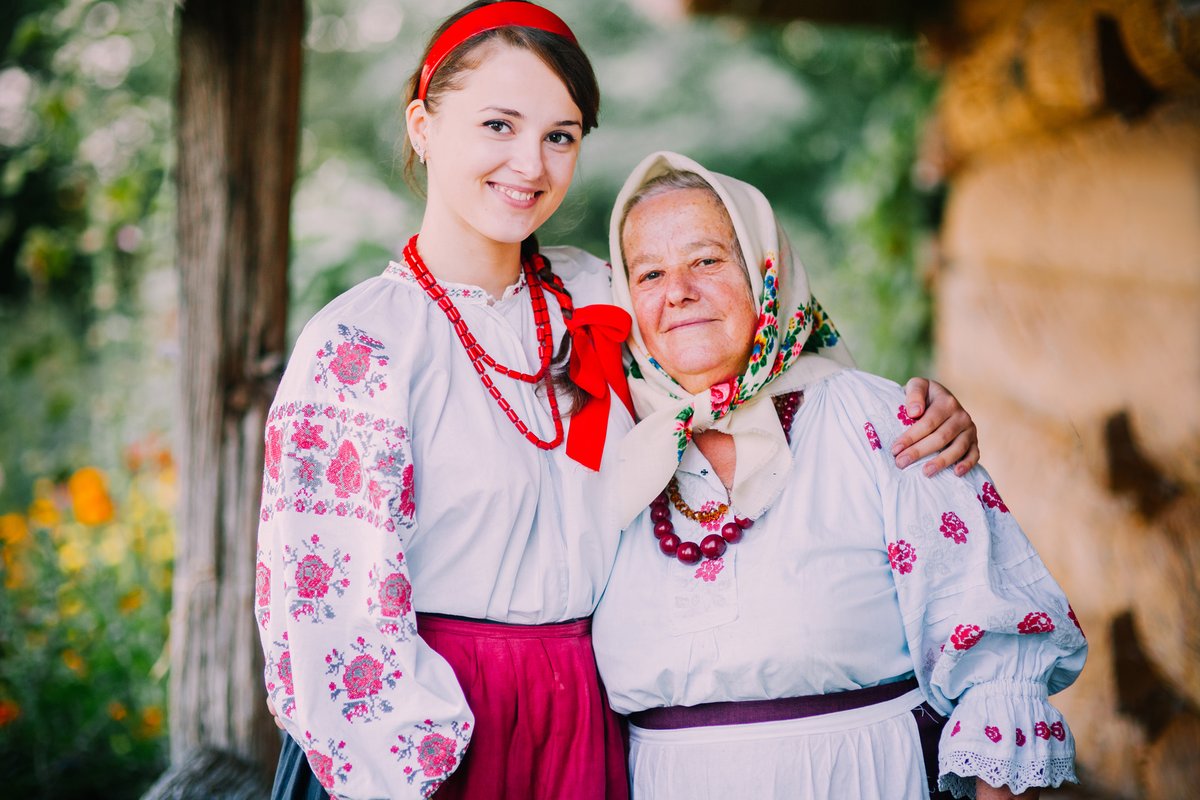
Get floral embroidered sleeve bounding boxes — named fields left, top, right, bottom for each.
left=255, top=314, right=473, bottom=800
left=844, top=371, right=1087, bottom=799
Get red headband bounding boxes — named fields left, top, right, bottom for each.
left=418, top=2, right=578, bottom=100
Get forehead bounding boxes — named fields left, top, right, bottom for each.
left=442, top=43, right=578, bottom=116
left=624, top=188, right=736, bottom=247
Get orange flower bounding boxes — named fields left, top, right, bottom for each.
left=107, top=700, right=128, bottom=721
left=61, top=648, right=86, bottom=675
left=139, top=705, right=164, bottom=737
left=118, top=588, right=144, bottom=614
left=0, top=699, right=19, bottom=727
left=0, top=513, right=29, bottom=546
left=68, top=467, right=115, bottom=526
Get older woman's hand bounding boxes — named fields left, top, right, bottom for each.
left=892, top=377, right=979, bottom=477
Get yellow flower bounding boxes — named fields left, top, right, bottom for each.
left=59, top=595, right=85, bottom=619
left=107, top=700, right=128, bottom=721
left=118, top=588, right=144, bottom=614
left=0, top=513, right=29, bottom=546
left=27, top=497, right=59, bottom=527
left=68, top=467, right=116, bottom=526
left=98, top=527, right=128, bottom=566
left=148, top=530, right=174, bottom=564
left=0, top=699, right=19, bottom=727
left=57, top=540, right=89, bottom=573
left=61, top=649, right=86, bottom=675
left=139, top=705, right=164, bottom=737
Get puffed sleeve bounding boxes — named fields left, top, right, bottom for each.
left=837, top=370, right=1087, bottom=799
left=254, top=284, right=473, bottom=800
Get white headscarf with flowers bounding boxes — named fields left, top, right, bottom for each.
left=609, top=151, right=855, bottom=529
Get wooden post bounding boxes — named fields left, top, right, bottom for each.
left=173, top=0, right=303, bottom=773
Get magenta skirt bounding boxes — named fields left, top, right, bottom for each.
left=271, top=614, right=628, bottom=800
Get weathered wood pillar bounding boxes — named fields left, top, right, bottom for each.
left=173, top=0, right=303, bottom=773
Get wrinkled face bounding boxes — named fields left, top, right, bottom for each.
left=623, top=188, right=759, bottom=394
left=410, top=44, right=582, bottom=247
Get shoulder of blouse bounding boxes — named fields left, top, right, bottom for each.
left=539, top=245, right=614, bottom=307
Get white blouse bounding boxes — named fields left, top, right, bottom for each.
left=593, top=369, right=1087, bottom=797
left=255, top=247, right=631, bottom=800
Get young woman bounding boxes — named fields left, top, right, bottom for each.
left=592, top=152, right=1086, bottom=799
left=256, top=4, right=980, bottom=799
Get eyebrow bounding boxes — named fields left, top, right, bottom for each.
left=479, top=106, right=582, bottom=128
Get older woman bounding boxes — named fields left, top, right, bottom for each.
left=592, top=152, right=1087, bottom=800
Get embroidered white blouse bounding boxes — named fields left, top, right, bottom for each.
left=254, top=247, right=631, bottom=799
left=592, top=369, right=1087, bottom=798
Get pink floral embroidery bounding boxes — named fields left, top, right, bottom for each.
left=300, top=734, right=349, bottom=791
left=314, top=324, right=390, bottom=400
left=284, top=536, right=351, bottom=622
left=380, top=572, right=413, bottom=618
left=308, top=749, right=335, bottom=790
left=888, top=540, right=917, bottom=574
left=278, top=650, right=294, bottom=695
left=1050, top=721, right=1066, bottom=741
left=326, top=440, right=363, bottom=498
left=330, top=342, right=372, bottom=385
left=1015, top=727, right=1026, bottom=746
left=416, top=733, right=459, bottom=778
left=709, top=379, right=736, bottom=416
left=939, top=511, right=969, bottom=544
left=984, top=725, right=1002, bottom=743
left=978, top=481, right=1009, bottom=513
left=1068, top=604, right=1085, bottom=637
left=292, top=418, right=329, bottom=450
left=296, top=554, right=334, bottom=599
left=897, top=404, right=916, bottom=426
left=864, top=422, right=881, bottom=451
left=256, top=561, right=271, bottom=607
left=399, top=463, right=416, bottom=520
left=1034, top=721, right=1051, bottom=740
left=1017, top=611, right=1055, bottom=634
left=697, top=501, right=725, bottom=532
left=326, top=639, right=404, bottom=723
left=265, top=425, right=283, bottom=480
left=343, top=654, right=383, bottom=699
left=951, top=720, right=961, bottom=736
left=950, top=624, right=983, bottom=651
left=694, top=558, right=725, bottom=582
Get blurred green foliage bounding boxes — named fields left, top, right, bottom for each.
left=0, top=1, right=939, bottom=797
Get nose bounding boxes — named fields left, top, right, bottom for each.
left=508, top=132, right=546, bottom=181
left=663, top=268, right=698, bottom=306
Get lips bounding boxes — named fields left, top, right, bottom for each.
left=489, top=182, right=541, bottom=207
left=664, top=318, right=716, bottom=333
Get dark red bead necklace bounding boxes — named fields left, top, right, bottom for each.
left=403, top=235, right=564, bottom=450
left=651, top=390, right=802, bottom=563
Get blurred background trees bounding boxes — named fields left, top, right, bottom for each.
left=0, top=1, right=938, bottom=796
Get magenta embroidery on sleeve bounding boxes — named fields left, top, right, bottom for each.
left=325, top=638, right=405, bottom=723
left=896, top=404, right=916, bottom=426
left=984, top=725, right=1002, bottom=743
left=283, top=535, right=351, bottom=622
left=314, top=324, right=390, bottom=401
left=978, top=481, right=1009, bottom=513
left=1017, top=611, right=1055, bottom=634
left=392, top=719, right=472, bottom=798
left=950, top=624, right=983, bottom=651
left=300, top=731, right=351, bottom=792
left=1015, top=727, right=1026, bottom=746
left=864, top=421, right=882, bottom=450
left=939, top=511, right=969, bottom=544
left=887, top=540, right=917, bottom=574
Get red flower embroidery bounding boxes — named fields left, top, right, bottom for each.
left=307, top=750, right=335, bottom=789
left=326, top=440, right=363, bottom=498
left=399, top=463, right=416, bottom=519
left=1068, top=604, right=1085, bottom=637
left=951, top=624, right=983, bottom=651
left=416, top=733, right=458, bottom=778
left=329, top=342, right=372, bottom=385
left=277, top=650, right=294, bottom=695
left=379, top=572, right=412, bottom=618
left=694, top=558, right=725, bottom=582
left=256, top=562, right=271, bottom=607
left=1017, top=611, right=1055, bottom=634
left=888, top=540, right=917, bottom=575
left=292, top=418, right=329, bottom=450
left=950, top=720, right=961, bottom=736
left=1050, top=721, right=1066, bottom=741
left=864, top=422, right=881, bottom=451
left=984, top=725, right=1002, bottom=743
left=343, top=654, right=384, bottom=699
left=1015, top=727, right=1026, bottom=747
left=265, top=426, right=283, bottom=481
left=939, top=511, right=969, bottom=544
left=1034, top=721, right=1051, bottom=740
left=367, top=479, right=386, bottom=510
left=709, top=379, right=736, bottom=416
left=978, top=481, right=1009, bottom=513
left=295, top=554, right=334, bottom=599
left=897, top=404, right=916, bottom=426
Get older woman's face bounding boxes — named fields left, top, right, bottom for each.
left=623, top=188, right=758, bottom=394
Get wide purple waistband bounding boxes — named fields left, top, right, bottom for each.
left=626, top=676, right=920, bottom=730
left=415, top=612, right=591, bottom=640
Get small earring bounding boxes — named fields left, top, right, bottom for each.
left=416, top=146, right=426, bottom=165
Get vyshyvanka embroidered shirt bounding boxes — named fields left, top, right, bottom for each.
left=593, top=369, right=1086, bottom=797
left=255, top=247, right=631, bottom=799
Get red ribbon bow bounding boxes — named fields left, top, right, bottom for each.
left=564, top=304, right=634, bottom=470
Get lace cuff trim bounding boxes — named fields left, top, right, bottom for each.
left=939, top=751, right=1077, bottom=799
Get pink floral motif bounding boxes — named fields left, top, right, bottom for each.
left=296, top=554, right=334, bottom=599
left=984, top=725, right=1002, bottom=743
left=1015, top=727, right=1026, bottom=746
left=307, top=749, right=335, bottom=790
left=256, top=562, right=271, bottom=607
left=897, top=404, right=916, bottom=426
left=1017, top=611, right=1055, bottom=634
left=697, top=501, right=725, bottom=532
left=380, top=572, right=413, bottom=618
left=950, top=624, right=983, bottom=651
left=399, top=463, right=416, bottom=520
left=694, top=558, right=725, bottom=582
left=416, top=733, right=458, bottom=778
left=265, top=426, right=283, bottom=481
left=343, top=654, right=384, bottom=699
left=1034, top=721, right=1051, bottom=740
left=330, top=342, right=372, bottom=385
left=278, top=650, right=294, bottom=695
left=1068, top=604, right=1085, bottom=637
left=709, top=379, right=736, bottom=417
left=291, top=418, right=329, bottom=450
left=939, top=511, right=969, bottom=544
left=951, top=720, right=961, bottom=737
left=888, top=540, right=917, bottom=575
left=864, top=422, right=882, bottom=451
left=1050, top=721, right=1066, bottom=741
left=978, top=481, right=1009, bottom=513
left=368, top=479, right=386, bottom=510
left=326, top=439, right=363, bottom=498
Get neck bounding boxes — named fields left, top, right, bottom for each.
left=694, top=430, right=736, bottom=490
left=416, top=212, right=524, bottom=301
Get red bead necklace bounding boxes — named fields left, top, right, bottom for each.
left=650, top=391, right=802, bottom=563
left=403, top=235, right=564, bottom=450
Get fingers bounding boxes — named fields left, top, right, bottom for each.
left=892, top=411, right=955, bottom=468
left=266, top=695, right=285, bottom=730
left=893, top=406, right=978, bottom=475
left=902, top=376, right=930, bottom=419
